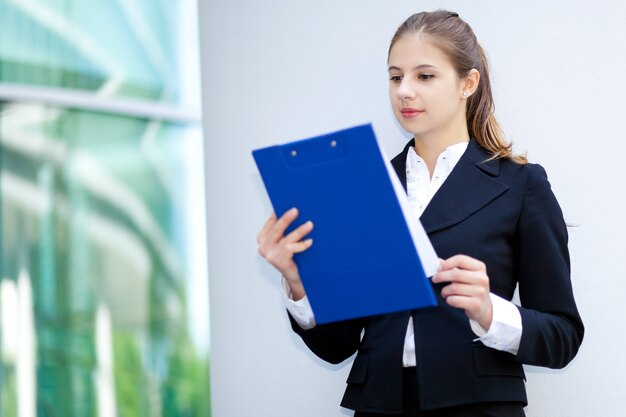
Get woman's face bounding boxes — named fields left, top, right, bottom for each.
left=388, top=34, right=467, bottom=138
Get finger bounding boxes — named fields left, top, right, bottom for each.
left=440, top=255, right=485, bottom=272
left=257, top=212, right=277, bottom=243
left=444, top=294, right=491, bottom=320
left=432, top=269, right=486, bottom=285
left=440, top=282, right=488, bottom=299
left=269, top=207, right=299, bottom=239
left=286, top=239, right=313, bottom=254
left=283, top=220, right=314, bottom=244
left=443, top=295, right=481, bottom=311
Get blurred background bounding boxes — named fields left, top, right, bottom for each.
left=0, top=1, right=210, bottom=416
left=3, top=1, right=626, bottom=417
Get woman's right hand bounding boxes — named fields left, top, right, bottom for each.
left=257, top=208, right=314, bottom=300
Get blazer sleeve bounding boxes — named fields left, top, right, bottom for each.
left=288, top=312, right=365, bottom=364
left=515, top=164, right=584, bottom=368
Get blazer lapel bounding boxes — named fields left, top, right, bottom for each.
left=420, top=139, right=509, bottom=234
left=390, top=138, right=510, bottom=235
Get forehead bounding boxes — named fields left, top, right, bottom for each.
left=388, top=33, right=453, bottom=70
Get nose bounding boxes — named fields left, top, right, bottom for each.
left=396, top=79, right=416, bottom=101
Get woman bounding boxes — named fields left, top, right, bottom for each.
left=257, top=10, right=583, bottom=417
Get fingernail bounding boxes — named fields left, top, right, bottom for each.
left=306, top=221, right=313, bottom=228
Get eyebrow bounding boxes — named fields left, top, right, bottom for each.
left=387, top=64, right=439, bottom=72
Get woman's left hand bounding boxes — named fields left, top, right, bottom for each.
left=432, top=255, right=493, bottom=330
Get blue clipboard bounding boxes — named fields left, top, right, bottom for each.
left=253, top=124, right=437, bottom=324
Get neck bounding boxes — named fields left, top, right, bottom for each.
left=413, top=123, right=470, bottom=176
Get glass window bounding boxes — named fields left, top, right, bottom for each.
left=0, top=0, right=197, bottom=106
left=1, top=101, right=210, bottom=417
left=0, top=0, right=209, bottom=416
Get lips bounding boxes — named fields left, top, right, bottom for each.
left=400, top=108, right=425, bottom=118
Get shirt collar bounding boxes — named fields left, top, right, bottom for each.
left=407, top=141, right=469, bottom=173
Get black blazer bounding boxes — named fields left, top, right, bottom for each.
left=289, top=138, right=584, bottom=413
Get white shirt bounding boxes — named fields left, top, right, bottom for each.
left=283, top=141, right=523, bottom=365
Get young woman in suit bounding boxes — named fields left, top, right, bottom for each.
left=256, top=10, right=583, bottom=417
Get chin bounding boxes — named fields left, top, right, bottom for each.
left=400, top=124, right=429, bottom=137
left=394, top=118, right=428, bottom=136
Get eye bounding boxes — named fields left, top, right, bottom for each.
left=389, top=75, right=403, bottom=82
left=418, top=74, right=434, bottom=80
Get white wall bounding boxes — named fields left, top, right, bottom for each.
left=199, top=1, right=626, bottom=416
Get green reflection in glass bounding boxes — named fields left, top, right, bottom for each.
left=0, top=102, right=210, bottom=417
left=0, top=0, right=183, bottom=104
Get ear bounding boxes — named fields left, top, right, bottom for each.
left=461, top=69, right=480, bottom=99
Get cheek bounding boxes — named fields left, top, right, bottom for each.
left=389, top=85, right=401, bottom=103
left=429, top=86, right=461, bottom=115
left=388, top=86, right=395, bottom=105
left=423, top=89, right=447, bottom=112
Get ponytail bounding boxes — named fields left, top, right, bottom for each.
left=467, top=46, right=527, bottom=163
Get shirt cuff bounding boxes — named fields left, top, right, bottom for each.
left=469, top=293, right=522, bottom=355
left=281, top=276, right=316, bottom=330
